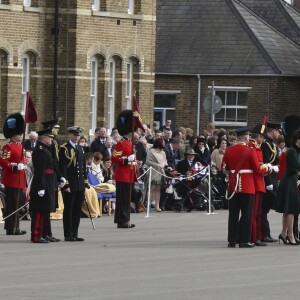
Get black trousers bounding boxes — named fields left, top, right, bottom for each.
left=114, top=181, right=131, bottom=225
left=62, top=190, right=84, bottom=238
left=228, top=193, right=254, bottom=244
left=4, top=186, right=20, bottom=232
left=31, top=211, right=45, bottom=242
left=43, top=213, right=52, bottom=237
left=261, top=207, right=271, bottom=238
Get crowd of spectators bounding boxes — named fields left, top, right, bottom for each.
left=0, top=120, right=288, bottom=217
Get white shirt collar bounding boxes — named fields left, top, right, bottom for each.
left=69, top=140, right=77, bottom=149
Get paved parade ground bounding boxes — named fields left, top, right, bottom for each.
left=0, top=209, right=300, bottom=300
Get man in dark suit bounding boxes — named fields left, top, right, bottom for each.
left=176, top=148, right=197, bottom=175
left=24, top=131, right=38, bottom=151
left=90, top=127, right=107, bottom=154
left=59, top=126, right=89, bottom=241
left=165, top=138, right=180, bottom=170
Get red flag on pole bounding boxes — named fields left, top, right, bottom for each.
left=132, top=95, right=145, bottom=132
left=25, top=92, right=38, bottom=123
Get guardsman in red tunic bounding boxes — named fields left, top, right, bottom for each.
left=248, top=124, right=272, bottom=246
left=0, top=113, right=27, bottom=235
left=112, top=110, right=138, bottom=228
left=221, top=127, right=269, bottom=248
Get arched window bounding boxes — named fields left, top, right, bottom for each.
left=108, top=59, right=116, bottom=131
left=125, top=60, right=133, bottom=109
left=23, top=0, right=31, bottom=7
left=0, top=49, right=8, bottom=125
left=21, top=51, right=37, bottom=115
left=126, top=57, right=140, bottom=109
left=90, top=54, right=105, bottom=135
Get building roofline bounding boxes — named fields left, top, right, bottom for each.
left=227, top=0, right=282, bottom=74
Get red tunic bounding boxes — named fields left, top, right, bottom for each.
left=248, top=140, right=270, bottom=193
left=112, top=139, right=137, bottom=183
left=0, top=142, right=26, bottom=189
left=221, top=142, right=268, bottom=194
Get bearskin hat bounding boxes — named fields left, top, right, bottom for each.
left=281, top=115, right=300, bottom=148
left=116, top=110, right=134, bottom=136
left=3, top=113, right=25, bottom=139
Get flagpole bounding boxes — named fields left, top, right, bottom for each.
left=128, top=91, right=137, bottom=218
left=12, top=92, right=28, bottom=234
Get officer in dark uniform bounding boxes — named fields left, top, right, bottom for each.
left=261, top=122, right=281, bottom=243
left=59, top=126, right=88, bottom=241
left=0, top=113, right=27, bottom=235
left=30, top=128, right=58, bottom=243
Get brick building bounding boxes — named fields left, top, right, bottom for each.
left=155, top=0, right=300, bottom=134
left=0, top=0, right=156, bottom=139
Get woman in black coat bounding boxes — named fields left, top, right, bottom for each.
left=276, top=130, right=300, bottom=245
left=30, top=131, right=57, bottom=243
left=193, top=137, right=211, bottom=166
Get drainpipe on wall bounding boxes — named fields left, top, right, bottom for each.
left=196, top=75, right=201, bottom=135
left=53, top=0, right=59, bottom=119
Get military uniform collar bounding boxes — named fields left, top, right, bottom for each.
left=69, top=140, right=78, bottom=149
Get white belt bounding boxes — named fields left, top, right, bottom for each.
left=128, top=162, right=136, bottom=166
left=230, top=169, right=253, bottom=174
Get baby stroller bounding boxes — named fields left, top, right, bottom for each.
left=163, top=169, right=185, bottom=212
left=175, top=165, right=215, bottom=212
left=210, top=166, right=228, bottom=209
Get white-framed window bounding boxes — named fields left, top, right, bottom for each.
left=90, top=57, right=98, bottom=136
left=128, top=0, right=134, bottom=14
left=23, top=0, right=31, bottom=7
left=108, top=60, right=115, bottom=131
left=21, top=54, right=30, bottom=116
left=92, top=0, right=100, bottom=11
left=211, top=87, right=250, bottom=126
left=125, top=62, right=133, bottom=109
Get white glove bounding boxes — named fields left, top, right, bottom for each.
left=59, top=177, right=66, bottom=188
left=266, top=184, right=273, bottom=191
left=272, top=165, right=279, bottom=173
left=38, top=190, right=45, bottom=197
left=17, top=163, right=25, bottom=170
left=128, top=154, right=136, bottom=162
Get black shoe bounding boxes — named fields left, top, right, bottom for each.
left=255, top=240, right=267, bottom=246
left=45, top=235, right=60, bottom=242
left=262, top=236, right=277, bottom=243
left=31, top=237, right=49, bottom=244
left=239, top=243, right=255, bottom=248
left=268, top=236, right=278, bottom=243
left=65, top=237, right=76, bottom=242
left=117, top=223, right=136, bottom=228
left=286, top=236, right=299, bottom=245
left=73, top=237, right=84, bottom=242
left=6, top=229, right=27, bottom=235
left=278, top=234, right=287, bottom=245
left=227, top=242, right=236, bottom=248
